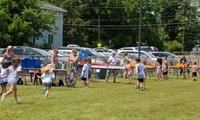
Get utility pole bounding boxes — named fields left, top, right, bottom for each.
left=98, top=15, right=100, bottom=43
left=182, top=28, right=185, bottom=54
left=138, top=0, right=142, bottom=57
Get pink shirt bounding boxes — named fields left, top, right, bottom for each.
left=157, top=66, right=161, bottom=74
left=192, top=65, right=198, bottom=72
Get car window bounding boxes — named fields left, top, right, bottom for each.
left=25, top=48, right=35, bottom=55
left=33, top=48, right=51, bottom=56
left=13, top=48, right=23, bottom=55
left=86, top=48, right=103, bottom=57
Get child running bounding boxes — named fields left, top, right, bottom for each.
left=191, top=62, right=198, bottom=81
left=126, top=59, right=132, bottom=84
left=135, top=58, right=146, bottom=91
left=0, top=62, right=9, bottom=96
left=38, top=64, right=55, bottom=99
left=81, top=58, right=89, bottom=87
left=156, top=62, right=161, bottom=80
left=1, top=58, right=22, bottom=104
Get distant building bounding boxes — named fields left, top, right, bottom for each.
left=33, top=4, right=67, bottom=48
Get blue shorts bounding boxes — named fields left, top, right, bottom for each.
left=0, top=82, right=8, bottom=87
left=44, top=83, right=52, bottom=87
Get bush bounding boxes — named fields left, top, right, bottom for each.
left=164, top=41, right=182, bottom=52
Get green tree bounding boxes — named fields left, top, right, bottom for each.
left=0, top=0, right=56, bottom=47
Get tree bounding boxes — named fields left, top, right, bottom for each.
left=0, top=0, right=56, bottom=47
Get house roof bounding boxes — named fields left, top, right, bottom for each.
left=42, top=4, right=67, bottom=13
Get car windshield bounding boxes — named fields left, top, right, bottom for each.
left=143, top=52, right=156, bottom=58
left=86, top=48, right=104, bottom=57
left=34, top=48, right=51, bottom=56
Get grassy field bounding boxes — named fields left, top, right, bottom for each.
left=1, top=75, right=200, bottom=120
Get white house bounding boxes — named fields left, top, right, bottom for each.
left=34, top=4, right=67, bottom=48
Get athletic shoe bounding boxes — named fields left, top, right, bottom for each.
left=15, top=99, right=21, bottom=104
left=1, top=94, right=6, bottom=101
left=140, top=87, right=144, bottom=91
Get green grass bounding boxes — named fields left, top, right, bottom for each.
left=1, top=76, right=200, bottom=120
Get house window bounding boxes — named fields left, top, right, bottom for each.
left=48, top=34, right=53, bottom=44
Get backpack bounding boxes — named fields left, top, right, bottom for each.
left=58, top=79, right=64, bottom=86
left=17, top=78, right=23, bottom=85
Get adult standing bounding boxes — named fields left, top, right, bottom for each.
left=51, top=49, right=60, bottom=69
left=67, top=49, right=79, bottom=69
left=66, top=49, right=79, bottom=87
left=122, top=52, right=128, bottom=79
left=180, top=56, right=187, bottom=75
left=51, top=49, right=60, bottom=85
left=1, top=46, right=16, bottom=65
left=156, top=54, right=163, bottom=68
left=105, top=51, right=118, bottom=83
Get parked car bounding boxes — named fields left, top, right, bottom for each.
left=48, top=49, right=71, bottom=57
left=58, top=47, right=106, bottom=64
left=66, top=44, right=80, bottom=48
left=135, top=46, right=158, bottom=52
left=117, top=50, right=157, bottom=62
left=150, top=51, right=183, bottom=65
left=117, top=47, right=137, bottom=53
left=0, top=46, right=67, bottom=66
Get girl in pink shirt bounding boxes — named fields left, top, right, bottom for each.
left=126, top=59, right=132, bottom=84
left=156, top=62, right=161, bottom=80
left=191, top=62, right=198, bottom=81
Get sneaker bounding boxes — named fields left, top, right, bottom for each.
left=1, top=94, right=6, bottom=101
left=140, top=87, right=144, bottom=91
left=15, top=99, right=21, bottom=104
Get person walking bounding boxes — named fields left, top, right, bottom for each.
left=105, top=51, right=118, bottom=83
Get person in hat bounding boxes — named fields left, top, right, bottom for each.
left=105, top=51, right=118, bottom=83
left=1, top=58, right=22, bottom=104
left=38, top=64, right=55, bottom=99
left=0, top=62, right=9, bottom=96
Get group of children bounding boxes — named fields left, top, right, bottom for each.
left=123, top=58, right=146, bottom=91
left=155, top=59, right=168, bottom=81
left=180, top=61, right=198, bottom=81
left=155, top=60, right=198, bottom=81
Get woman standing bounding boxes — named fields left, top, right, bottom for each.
left=51, top=49, right=60, bottom=85
left=66, top=49, right=79, bottom=87
left=1, top=46, right=16, bottom=64
left=1, top=46, right=24, bottom=65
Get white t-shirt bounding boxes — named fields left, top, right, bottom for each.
left=108, top=56, right=118, bottom=66
left=41, top=73, right=55, bottom=83
left=0, top=68, right=9, bottom=83
left=8, top=65, right=22, bottom=84
left=82, top=63, right=89, bottom=78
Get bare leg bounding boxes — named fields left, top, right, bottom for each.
left=13, top=85, right=18, bottom=101
left=44, top=87, right=50, bottom=99
left=113, top=70, right=116, bottom=83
